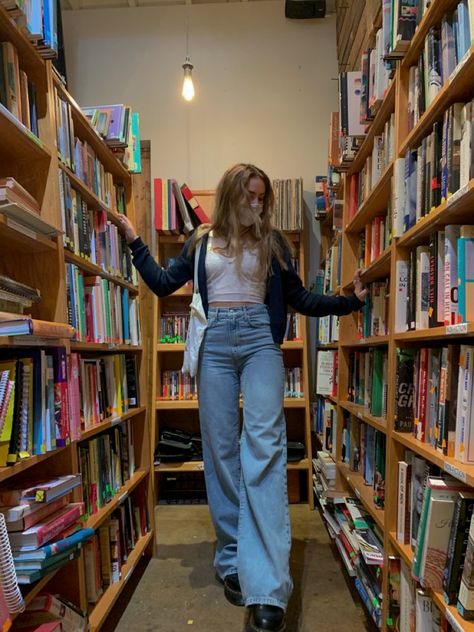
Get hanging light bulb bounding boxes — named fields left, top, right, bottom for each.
left=182, top=57, right=195, bottom=102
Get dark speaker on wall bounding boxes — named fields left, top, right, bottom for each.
left=285, top=0, right=326, bottom=19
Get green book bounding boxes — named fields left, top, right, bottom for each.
left=371, top=349, right=384, bottom=417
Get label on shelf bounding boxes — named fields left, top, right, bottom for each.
left=444, top=462, right=467, bottom=483
left=445, top=607, right=464, bottom=632
left=111, top=417, right=122, bottom=426
left=118, top=492, right=128, bottom=504
left=447, top=184, right=469, bottom=206
left=447, top=323, right=468, bottom=335
left=124, top=568, right=134, bottom=584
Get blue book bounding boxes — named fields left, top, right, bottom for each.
left=32, top=350, right=45, bottom=456
left=457, top=227, right=474, bottom=323
left=27, top=0, right=43, bottom=40
left=12, top=528, right=95, bottom=562
left=457, top=0, right=470, bottom=60
left=364, top=425, right=376, bottom=486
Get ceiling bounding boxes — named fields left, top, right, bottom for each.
left=61, top=0, right=336, bottom=10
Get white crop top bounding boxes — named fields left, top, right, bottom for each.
left=206, top=235, right=266, bottom=304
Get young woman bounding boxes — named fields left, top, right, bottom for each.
left=118, top=164, right=366, bottom=632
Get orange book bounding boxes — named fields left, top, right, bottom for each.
left=0, top=316, right=74, bottom=339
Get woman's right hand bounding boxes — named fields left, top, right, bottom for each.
left=117, top=215, right=138, bottom=244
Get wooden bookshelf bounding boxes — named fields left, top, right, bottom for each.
left=152, top=219, right=314, bottom=507
left=0, top=25, right=154, bottom=629
left=325, top=3, right=474, bottom=629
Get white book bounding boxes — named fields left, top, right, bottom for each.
left=415, top=145, right=424, bottom=222
left=436, top=231, right=445, bottom=324
left=400, top=559, right=415, bottom=632
left=460, top=101, right=472, bottom=188
left=316, top=351, right=335, bottom=396
left=415, top=589, right=433, bottom=632
left=397, top=461, right=408, bottom=543
left=395, top=259, right=409, bottom=332
left=416, top=246, right=430, bottom=330
left=455, top=346, right=474, bottom=463
left=392, top=157, right=406, bottom=237
left=444, top=225, right=460, bottom=325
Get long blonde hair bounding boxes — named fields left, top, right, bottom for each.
left=193, top=163, right=289, bottom=277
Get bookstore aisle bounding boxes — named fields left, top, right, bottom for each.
left=112, top=505, right=371, bottom=632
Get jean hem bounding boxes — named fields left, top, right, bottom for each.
left=245, top=597, right=287, bottom=610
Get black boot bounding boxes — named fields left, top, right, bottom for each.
left=216, top=573, right=245, bottom=607
left=248, top=605, right=286, bottom=632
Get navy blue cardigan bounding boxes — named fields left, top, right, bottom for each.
left=129, top=232, right=364, bottom=344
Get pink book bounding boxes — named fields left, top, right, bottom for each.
left=67, top=353, right=81, bottom=441
left=8, top=503, right=84, bottom=551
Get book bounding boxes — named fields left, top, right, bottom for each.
left=14, top=592, right=87, bottom=631
left=0, top=474, right=81, bottom=506
left=394, top=348, right=415, bottom=432
left=443, top=492, right=474, bottom=604
left=0, top=496, right=68, bottom=532
left=15, top=548, right=81, bottom=584
left=8, top=503, right=83, bottom=551
left=457, top=510, right=474, bottom=619
left=11, top=527, right=94, bottom=562
left=0, top=317, right=74, bottom=339
left=458, top=225, right=474, bottom=323
left=180, top=183, right=210, bottom=224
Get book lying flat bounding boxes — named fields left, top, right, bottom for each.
left=0, top=474, right=82, bottom=506
left=0, top=496, right=68, bottom=532
left=0, top=178, right=40, bottom=213
left=0, top=317, right=74, bottom=338
left=8, top=503, right=83, bottom=551
left=12, top=527, right=95, bottom=562
left=15, top=548, right=81, bottom=584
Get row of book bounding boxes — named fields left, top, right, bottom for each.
left=154, top=179, right=210, bottom=234
left=317, top=313, right=339, bottom=346
left=66, top=264, right=141, bottom=345
left=59, top=171, right=138, bottom=285
left=357, top=213, right=392, bottom=269
left=348, top=349, right=389, bottom=418
left=283, top=367, right=304, bottom=398
left=357, top=280, right=390, bottom=340
left=342, top=414, right=386, bottom=510
left=396, top=452, right=474, bottom=619
left=1, top=0, right=58, bottom=58
left=315, top=350, right=338, bottom=397
left=54, top=88, right=127, bottom=213
left=82, top=104, right=142, bottom=174
left=407, top=3, right=473, bottom=126
left=320, top=237, right=341, bottom=295
left=84, top=488, right=149, bottom=604
left=0, top=349, right=140, bottom=465
left=0, top=41, right=39, bottom=136
left=394, top=101, right=474, bottom=235
left=395, top=227, right=473, bottom=333
left=79, top=422, right=134, bottom=518
left=272, top=178, right=303, bottom=231
left=75, top=353, right=139, bottom=431
left=159, top=371, right=198, bottom=401
left=312, top=399, right=336, bottom=458
left=0, top=473, right=92, bottom=592
left=359, top=27, right=391, bottom=124
left=394, top=344, right=474, bottom=465
left=313, top=482, right=384, bottom=628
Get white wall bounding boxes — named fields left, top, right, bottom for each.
left=62, top=2, right=338, bottom=194
left=63, top=3, right=338, bottom=390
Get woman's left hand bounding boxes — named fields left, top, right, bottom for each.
left=353, top=268, right=368, bottom=302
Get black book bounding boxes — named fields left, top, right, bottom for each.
left=125, top=356, right=139, bottom=407
left=431, top=121, right=443, bottom=209
left=394, top=348, right=415, bottom=432
left=443, top=492, right=474, bottom=604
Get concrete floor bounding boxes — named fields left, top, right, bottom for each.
left=111, top=504, right=372, bottom=632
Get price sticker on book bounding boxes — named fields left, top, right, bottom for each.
left=444, top=462, right=467, bottom=483
left=447, top=323, right=468, bottom=335
left=445, top=607, right=464, bottom=632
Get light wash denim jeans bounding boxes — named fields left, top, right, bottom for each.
left=197, top=304, right=293, bottom=610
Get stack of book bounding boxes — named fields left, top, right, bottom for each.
left=312, top=450, right=336, bottom=505
left=0, top=474, right=92, bottom=585
left=13, top=592, right=88, bottom=631
left=0, top=273, right=41, bottom=315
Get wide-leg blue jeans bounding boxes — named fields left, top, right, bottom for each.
left=197, top=304, right=292, bottom=609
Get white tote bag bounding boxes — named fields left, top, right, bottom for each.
left=182, top=239, right=208, bottom=378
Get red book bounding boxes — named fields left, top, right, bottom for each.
left=8, top=503, right=84, bottom=551
left=373, top=217, right=383, bottom=260
left=51, top=348, right=70, bottom=447
left=154, top=178, right=163, bottom=231
left=180, top=183, right=210, bottom=223
left=348, top=175, right=359, bottom=220
left=415, top=348, right=429, bottom=442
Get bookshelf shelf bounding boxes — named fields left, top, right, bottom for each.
left=64, top=250, right=139, bottom=295
left=88, top=531, right=154, bottom=632
left=316, top=343, right=339, bottom=350
left=155, top=459, right=309, bottom=474
left=0, top=103, right=51, bottom=163
left=338, top=401, right=387, bottom=434
left=157, top=234, right=188, bottom=244
left=396, top=180, right=474, bottom=248
left=84, top=468, right=149, bottom=531
left=171, top=287, right=193, bottom=297
left=156, top=340, right=304, bottom=353
left=12, top=569, right=61, bottom=621
left=155, top=398, right=307, bottom=410
left=0, top=6, right=47, bottom=91
left=0, top=215, right=58, bottom=254
left=340, top=335, right=390, bottom=347
left=394, top=323, right=474, bottom=342
left=79, top=406, right=147, bottom=442
left=400, top=48, right=474, bottom=156
left=70, top=342, right=143, bottom=352
left=52, top=74, right=130, bottom=182
left=360, top=246, right=391, bottom=285
left=325, top=394, right=338, bottom=405
left=348, top=77, right=397, bottom=176
left=392, top=431, right=474, bottom=488
left=0, top=447, right=68, bottom=484
left=336, top=462, right=385, bottom=530
left=388, top=532, right=413, bottom=567
left=345, top=161, right=393, bottom=234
